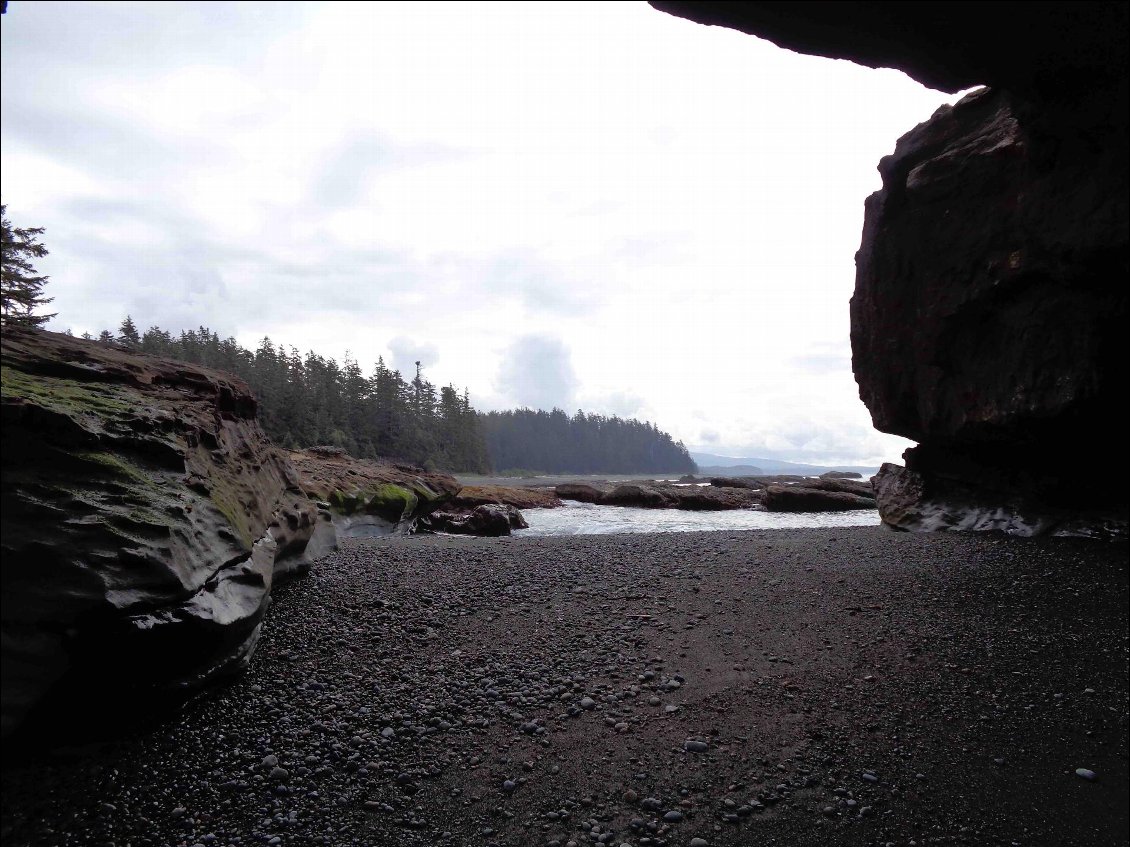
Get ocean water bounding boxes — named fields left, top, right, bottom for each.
left=517, top=499, right=881, bottom=536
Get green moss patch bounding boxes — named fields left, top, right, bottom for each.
left=1, top=366, right=137, bottom=421
left=363, top=483, right=418, bottom=522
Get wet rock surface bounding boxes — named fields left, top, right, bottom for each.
left=3, top=528, right=1126, bottom=846
left=553, top=477, right=876, bottom=514
left=419, top=503, right=527, bottom=537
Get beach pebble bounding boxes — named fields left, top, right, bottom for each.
left=1076, top=768, right=1097, bottom=781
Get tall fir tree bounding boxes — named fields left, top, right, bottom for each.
left=0, top=204, right=55, bottom=328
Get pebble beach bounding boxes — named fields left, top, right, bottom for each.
left=2, top=527, right=1127, bottom=846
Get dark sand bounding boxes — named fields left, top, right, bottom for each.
left=2, top=528, right=1127, bottom=847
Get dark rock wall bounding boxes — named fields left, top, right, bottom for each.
left=853, top=86, right=1128, bottom=508
left=1, top=328, right=330, bottom=738
left=651, top=2, right=1128, bottom=534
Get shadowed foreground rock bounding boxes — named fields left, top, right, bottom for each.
left=0, top=329, right=332, bottom=739
left=852, top=84, right=1128, bottom=536
left=0, top=335, right=464, bottom=741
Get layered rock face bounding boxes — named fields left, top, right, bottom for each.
left=0, top=334, right=464, bottom=739
left=0, top=328, right=334, bottom=738
left=651, top=2, right=1128, bottom=535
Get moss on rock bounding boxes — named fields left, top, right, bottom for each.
left=363, top=483, right=418, bottom=523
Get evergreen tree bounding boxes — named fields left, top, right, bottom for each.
left=480, top=408, right=696, bottom=475
left=90, top=315, right=687, bottom=476
left=119, top=315, right=141, bottom=346
left=0, top=204, right=55, bottom=328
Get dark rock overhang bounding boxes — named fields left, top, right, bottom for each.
left=648, top=1, right=1128, bottom=98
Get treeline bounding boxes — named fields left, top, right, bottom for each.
left=96, top=318, right=491, bottom=472
left=87, top=318, right=696, bottom=476
left=481, top=408, right=697, bottom=475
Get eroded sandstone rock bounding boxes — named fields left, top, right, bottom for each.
left=873, top=463, right=1127, bottom=539
left=0, top=328, right=332, bottom=738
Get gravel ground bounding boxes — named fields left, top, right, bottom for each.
left=2, top=528, right=1127, bottom=847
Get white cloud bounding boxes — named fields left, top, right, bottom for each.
left=1, top=0, right=963, bottom=465
left=494, top=335, right=578, bottom=411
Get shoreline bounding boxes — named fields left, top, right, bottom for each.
left=3, top=527, right=1127, bottom=846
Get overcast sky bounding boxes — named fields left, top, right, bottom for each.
left=1, top=1, right=961, bottom=467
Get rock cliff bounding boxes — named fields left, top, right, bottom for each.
left=651, top=2, right=1128, bottom=535
left=856, top=85, right=1127, bottom=536
left=0, top=328, right=333, bottom=738
left=0, top=330, right=464, bottom=741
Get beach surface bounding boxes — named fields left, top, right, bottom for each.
left=2, top=528, right=1127, bottom=846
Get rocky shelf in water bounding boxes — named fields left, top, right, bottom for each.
left=553, top=475, right=877, bottom=513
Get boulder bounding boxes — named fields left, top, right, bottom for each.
left=666, top=486, right=760, bottom=511
left=602, top=483, right=672, bottom=508
left=762, top=484, right=876, bottom=512
left=0, top=328, right=334, bottom=740
left=554, top=483, right=607, bottom=503
left=820, top=471, right=863, bottom=480
left=419, top=504, right=522, bottom=536
left=851, top=84, right=1127, bottom=532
